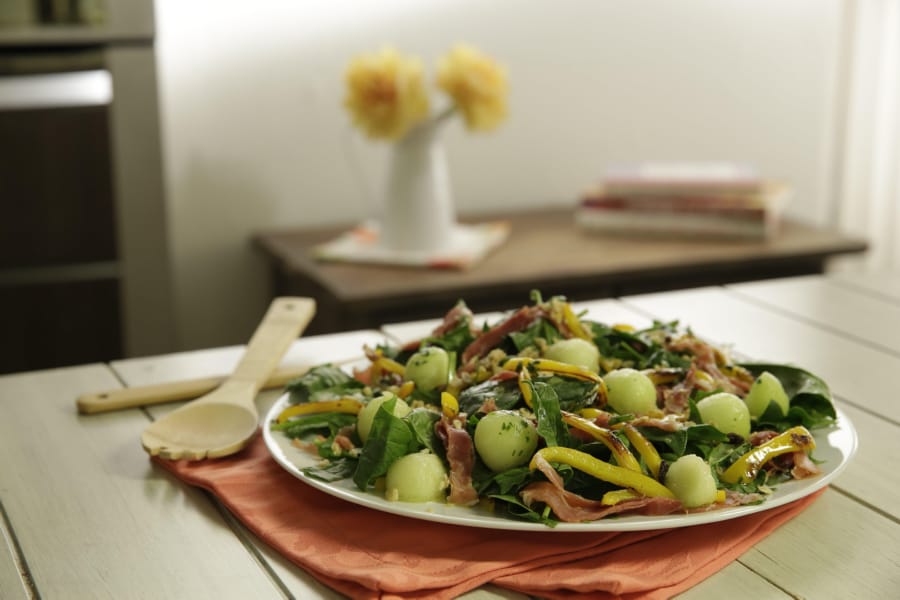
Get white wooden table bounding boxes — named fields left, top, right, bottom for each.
left=2, top=272, right=898, bottom=599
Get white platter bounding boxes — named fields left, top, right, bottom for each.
left=263, top=394, right=857, bottom=532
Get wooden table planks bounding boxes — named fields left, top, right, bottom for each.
left=2, top=273, right=898, bottom=599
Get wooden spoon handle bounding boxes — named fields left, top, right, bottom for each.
left=76, top=364, right=312, bottom=414
left=230, top=297, right=317, bottom=387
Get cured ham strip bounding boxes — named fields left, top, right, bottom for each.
left=523, top=452, right=682, bottom=522
left=401, top=301, right=476, bottom=352
left=435, top=417, right=479, bottom=506
left=665, top=336, right=752, bottom=402
left=790, top=451, right=822, bottom=479
left=521, top=482, right=683, bottom=523
left=461, top=306, right=544, bottom=367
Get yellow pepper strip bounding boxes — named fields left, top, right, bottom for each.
left=720, top=426, right=816, bottom=484
left=276, top=398, right=363, bottom=424
left=517, top=368, right=534, bottom=409
left=397, top=380, right=415, bottom=399
left=612, top=323, right=635, bottom=333
left=622, top=424, right=663, bottom=479
left=578, top=407, right=605, bottom=420
left=644, top=368, right=684, bottom=386
left=505, top=356, right=609, bottom=407
left=601, top=488, right=641, bottom=506
left=441, top=391, right=459, bottom=419
left=530, top=446, right=676, bottom=499
left=504, top=357, right=602, bottom=384
left=715, top=489, right=726, bottom=503
left=374, top=355, right=406, bottom=377
left=561, top=412, right=642, bottom=472
left=562, top=303, right=592, bottom=340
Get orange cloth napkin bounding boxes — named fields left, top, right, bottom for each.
left=153, top=436, right=823, bottom=599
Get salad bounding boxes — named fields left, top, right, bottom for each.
left=270, top=293, right=835, bottom=526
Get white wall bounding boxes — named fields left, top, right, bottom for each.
left=155, top=0, right=845, bottom=351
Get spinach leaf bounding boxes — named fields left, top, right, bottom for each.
left=537, top=375, right=597, bottom=412
left=509, top=317, right=562, bottom=352
left=272, top=412, right=357, bottom=439
left=489, top=494, right=559, bottom=527
left=740, top=363, right=836, bottom=429
left=636, top=424, right=727, bottom=462
left=421, top=305, right=476, bottom=355
left=588, top=321, right=690, bottom=370
left=352, top=397, right=419, bottom=490
left=285, top=365, right=364, bottom=404
left=531, top=381, right=571, bottom=447
left=458, top=377, right=522, bottom=414
left=406, top=408, right=442, bottom=454
left=302, top=457, right=357, bottom=483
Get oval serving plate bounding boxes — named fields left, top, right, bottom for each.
left=263, top=393, right=857, bottom=532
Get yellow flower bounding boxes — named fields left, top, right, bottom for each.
left=343, top=47, right=430, bottom=140
left=437, top=44, right=508, bottom=131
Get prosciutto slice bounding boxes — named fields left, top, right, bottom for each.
left=521, top=482, right=683, bottom=523
left=401, top=301, right=476, bottom=352
left=435, top=417, right=479, bottom=506
left=522, top=452, right=683, bottom=522
left=460, top=306, right=544, bottom=367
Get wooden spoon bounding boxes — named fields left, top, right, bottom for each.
left=141, top=297, right=316, bottom=460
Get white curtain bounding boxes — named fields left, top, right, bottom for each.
left=834, top=0, right=900, bottom=271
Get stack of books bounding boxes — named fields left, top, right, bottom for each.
left=575, top=163, right=790, bottom=240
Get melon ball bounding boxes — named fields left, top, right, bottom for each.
left=665, top=454, right=718, bottom=508
left=357, top=393, right=411, bottom=443
left=604, top=368, right=658, bottom=415
left=404, top=346, right=451, bottom=392
left=543, top=338, right=601, bottom=373
left=385, top=451, right=449, bottom=503
left=473, top=410, right=539, bottom=472
left=696, top=392, right=751, bottom=439
left=744, top=371, right=790, bottom=418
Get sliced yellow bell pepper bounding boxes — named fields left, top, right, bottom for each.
left=644, top=368, right=684, bottom=386
left=603, top=485, right=726, bottom=506
left=622, top=424, right=663, bottom=479
left=374, top=355, right=406, bottom=377
left=720, top=426, right=816, bottom=484
left=504, top=356, right=609, bottom=407
left=561, top=412, right=641, bottom=472
left=517, top=367, right=534, bottom=408
left=577, top=407, right=605, bottom=420
left=530, top=446, right=676, bottom=499
left=601, top=488, right=641, bottom=506
left=441, top=391, right=459, bottom=419
left=504, top=356, right=602, bottom=384
left=562, top=302, right=592, bottom=341
left=397, top=380, right=415, bottom=399
left=276, top=398, right=364, bottom=424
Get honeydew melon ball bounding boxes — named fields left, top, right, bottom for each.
left=543, top=338, right=601, bottom=373
left=474, top=410, right=539, bottom=472
left=385, top=451, right=449, bottom=503
left=357, top=393, right=411, bottom=443
left=744, top=371, right=790, bottom=418
left=696, top=392, right=751, bottom=439
left=404, top=346, right=451, bottom=392
left=604, top=368, right=658, bottom=415
left=665, top=454, right=718, bottom=508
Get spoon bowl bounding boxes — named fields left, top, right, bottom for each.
left=141, top=297, right=316, bottom=460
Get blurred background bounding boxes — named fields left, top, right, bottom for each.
left=1, top=0, right=898, bottom=373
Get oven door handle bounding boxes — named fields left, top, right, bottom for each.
left=0, top=69, right=111, bottom=110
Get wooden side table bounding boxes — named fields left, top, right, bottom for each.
left=253, top=208, right=868, bottom=335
